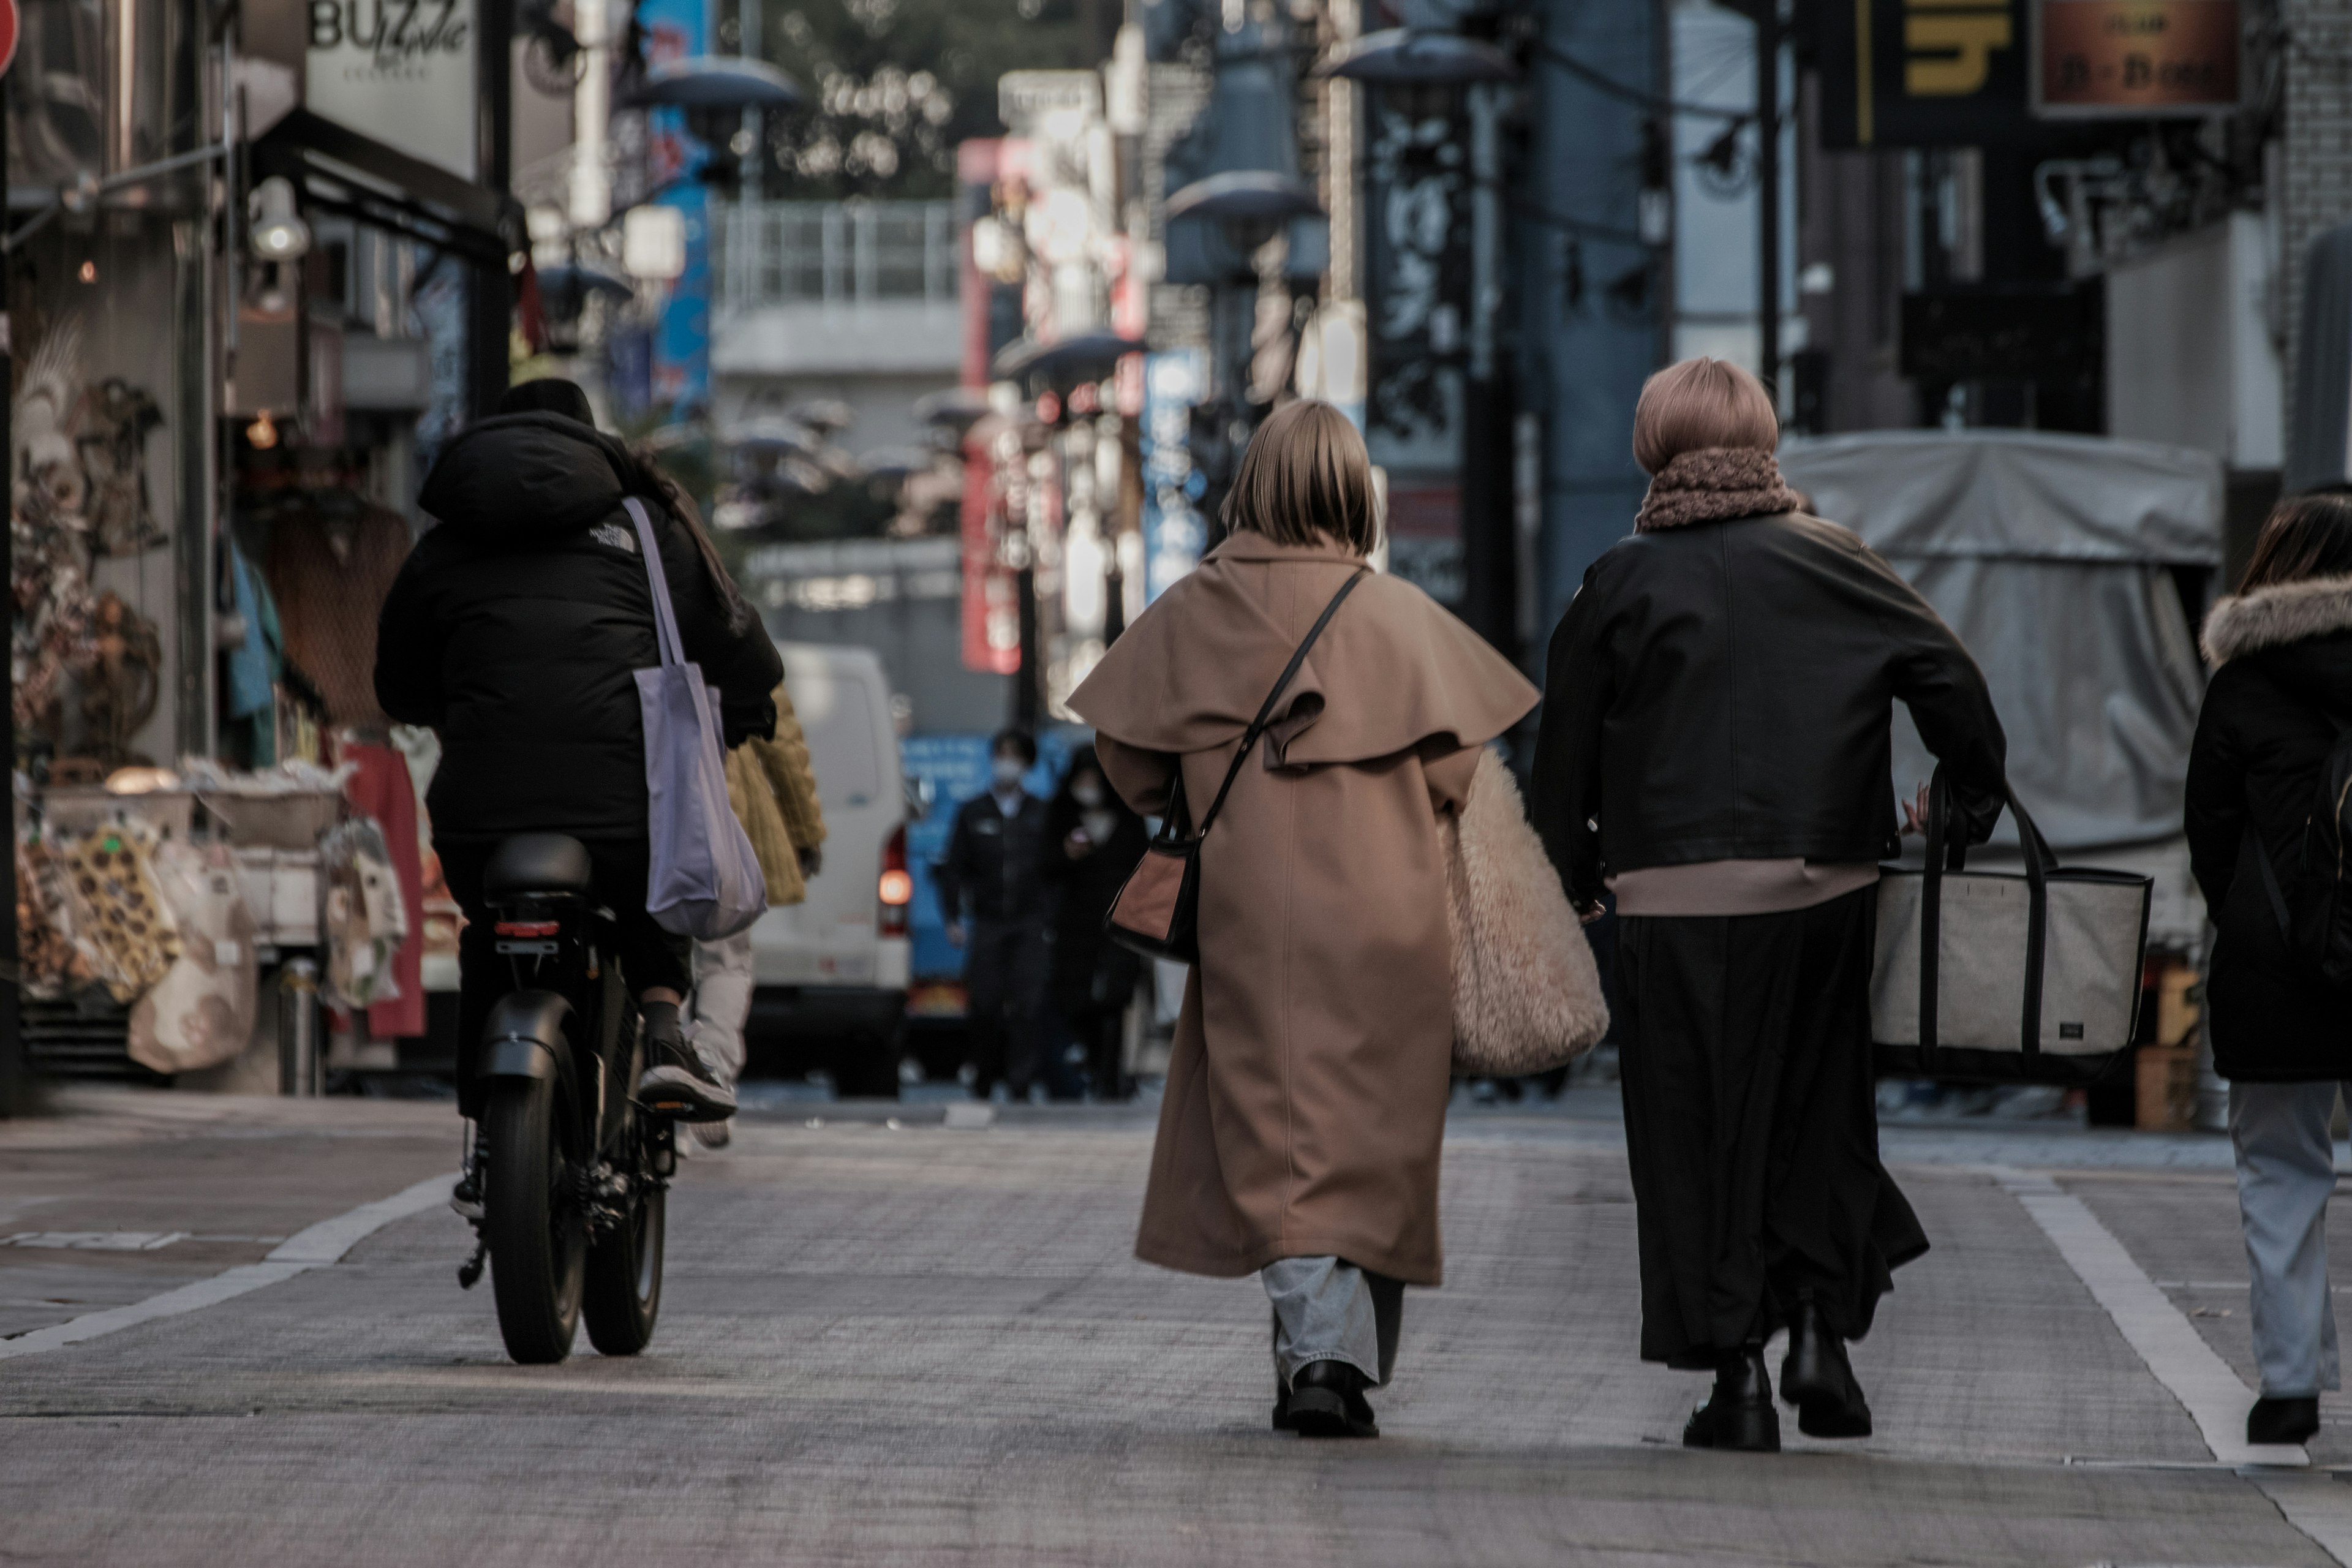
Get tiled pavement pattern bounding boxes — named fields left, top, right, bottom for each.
left=2, top=1088, right=2348, bottom=1566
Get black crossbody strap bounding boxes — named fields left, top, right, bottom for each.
left=1193, top=569, right=1368, bottom=839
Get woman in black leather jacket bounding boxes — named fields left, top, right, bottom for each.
left=1531, top=357, right=2006, bottom=1453
left=2184, top=491, right=2352, bottom=1449
left=376, top=380, right=782, bottom=1138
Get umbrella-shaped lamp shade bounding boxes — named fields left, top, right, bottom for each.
left=627, top=56, right=804, bottom=110
left=1164, top=170, right=1326, bottom=227
left=914, top=387, right=993, bottom=434
left=991, top=331, right=1147, bottom=386
left=727, top=416, right=818, bottom=457
left=788, top=398, right=856, bottom=435
left=858, top=446, right=939, bottom=481
left=1316, top=28, right=1519, bottom=85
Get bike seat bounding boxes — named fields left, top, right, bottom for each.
left=483, top=834, right=594, bottom=899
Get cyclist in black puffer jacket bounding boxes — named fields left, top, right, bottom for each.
left=375, top=380, right=781, bottom=1139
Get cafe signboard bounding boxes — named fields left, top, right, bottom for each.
left=304, top=0, right=480, bottom=179
left=2035, top=0, right=2241, bottom=117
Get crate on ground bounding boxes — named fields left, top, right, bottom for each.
left=2136, top=1043, right=2198, bottom=1131
left=233, top=846, right=322, bottom=946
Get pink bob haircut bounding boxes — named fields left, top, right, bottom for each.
left=1630, top=356, right=1781, bottom=475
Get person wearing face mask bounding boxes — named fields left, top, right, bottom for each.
left=933, top=729, right=1054, bottom=1099
left=1040, top=747, right=1150, bottom=1101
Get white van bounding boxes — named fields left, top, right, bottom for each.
left=744, top=643, right=911, bottom=1096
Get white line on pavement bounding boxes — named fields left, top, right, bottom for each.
left=0, top=1172, right=454, bottom=1362
left=1997, top=1167, right=2352, bottom=1566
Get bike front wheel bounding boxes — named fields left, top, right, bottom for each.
left=485, top=1071, right=586, bottom=1364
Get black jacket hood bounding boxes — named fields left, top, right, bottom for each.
left=418, top=412, right=638, bottom=543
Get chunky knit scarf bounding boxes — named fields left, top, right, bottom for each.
left=1634, top=447, right=1804, bottom=533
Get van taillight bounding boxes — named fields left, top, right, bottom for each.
left=879, top=825, right=911, bottom=936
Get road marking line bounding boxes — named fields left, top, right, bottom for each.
left=1997, top=1167, right=2352, bottom=1566
left=0, top=1172, right=453, bottom=1362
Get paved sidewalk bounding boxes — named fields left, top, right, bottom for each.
left=1, top=1089, right=2346, bottom=1564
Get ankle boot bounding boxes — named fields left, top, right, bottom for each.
left=1779, top=1296, right=1872, bottom=1439
left=1683, top=1343, right=1780, bottom=1452
left=2248, top=1395, right=2320, bottom=1447
left=1287, top=1360, right=1379, bottom=1439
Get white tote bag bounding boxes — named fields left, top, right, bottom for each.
left=1871, top=767, right=2150, bottom=1084
left=624, top=498, right=768, bottom=940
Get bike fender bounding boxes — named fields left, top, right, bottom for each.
left=481, top=991, right=575, bottom=1080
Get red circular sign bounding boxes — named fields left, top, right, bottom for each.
left=0, top=0, right=19, bottom=80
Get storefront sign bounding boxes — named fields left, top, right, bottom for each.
left=1817, top=0, right=2042, bottom=148
left=634, top=0, right=710, bottom=413
left=304, top=0, right=479, bottom=179
left=2035, top=0, right=2240, bottom=116
left=1363, top=85, right=1468, bottom=608
left=1139, top=350, right=1208, bottom=604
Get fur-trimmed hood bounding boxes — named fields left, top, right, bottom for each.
left=2201, top=575, right=2352, bottom=665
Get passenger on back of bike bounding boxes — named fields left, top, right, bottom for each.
left=375, top=378, right=782, bottom=1209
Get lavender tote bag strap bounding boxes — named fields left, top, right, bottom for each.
left=623, top=498, right=767, bottom=940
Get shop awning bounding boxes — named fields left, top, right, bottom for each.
left=254, top=110, right=507, bottom=263
left=1780, top=431, right=2222, bottom=853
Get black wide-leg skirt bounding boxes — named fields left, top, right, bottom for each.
left=1615, top=885, right=1927, bottom=1370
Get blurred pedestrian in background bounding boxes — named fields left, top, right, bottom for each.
left=1039, top=745, right=1148, bottom=1101
left=1531, top=357, right=2007, bottom=1453
left=1071, top=401, right=1537, bottom=1439
left=2185, top=491, right=2352, bottom=1450
left=685, top=679, right=827, bottom=1148
left=935, top=729, right=1052, bottom=1101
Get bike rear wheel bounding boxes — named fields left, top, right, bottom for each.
left=584, top=1034, right=665, bottom=1355
left=485, top=1072, right=586, bottom=1364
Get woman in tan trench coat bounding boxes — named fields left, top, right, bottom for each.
left=1069, top=401, right=1537, bottom=1438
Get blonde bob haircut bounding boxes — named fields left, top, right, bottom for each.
left=1631, top=356, right=1781, bottom=475
left=1221, top=399, right=1381, bottom=556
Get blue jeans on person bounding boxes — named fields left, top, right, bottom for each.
left=1262, top=1256, right=1403, bottom=1388
left=2230, top=1081, right=2350, bottom=1397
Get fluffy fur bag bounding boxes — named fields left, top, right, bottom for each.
left=1444, top=748, right=1610, bottom=1076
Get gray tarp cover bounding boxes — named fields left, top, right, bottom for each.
left=1779, top=431, right=2221, bottom=851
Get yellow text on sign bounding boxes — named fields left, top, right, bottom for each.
left=1905, top=1, right=2013, bottom=96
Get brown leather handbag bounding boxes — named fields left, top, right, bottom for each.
left=1105, top=570, right=1366, bottom=963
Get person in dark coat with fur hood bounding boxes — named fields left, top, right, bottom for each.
left=1531, top=357, right=2007, bottom=1454
left=2185, top=490, right=2352, bottom=1450
left=375, top=379, right=782, bottom=1164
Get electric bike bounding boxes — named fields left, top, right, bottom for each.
left=455, top=834, right=673, bottom=1363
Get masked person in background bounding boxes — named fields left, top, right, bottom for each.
left=934, top=730, right=1051, bottom=1101
left=1039, top=747, right=1148, bottom=1101
left=682, top=679, right=827, bottom=1148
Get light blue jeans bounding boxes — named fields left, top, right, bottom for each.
left=1262, top=1256, right=1403, bottom=1388
left=2230, top=1081, right=2349, bottom=1398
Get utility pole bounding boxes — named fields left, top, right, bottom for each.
left=0, top=62, right=20, bottom=1115
left=1754, top=0, right=1779, bottom=402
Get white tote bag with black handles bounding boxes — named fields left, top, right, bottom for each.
left=624, top=497, right=768, bottom=940
left=1871, top=766, right=2150, bottom=1085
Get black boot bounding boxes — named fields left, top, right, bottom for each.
left=1272, top=1379, right=1294, bottom=1433
left=1779, top=1296, right=1873, bottom=1439
left=634, top=1001, right=737, bottom=1123
left=2248, top=1395, right=2321, bottom=1446
left=1683, top=1343, right=1781, bottom=1452
left=1287, top=1360, right=1379, bottom=1439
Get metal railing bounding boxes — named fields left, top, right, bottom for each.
left=714, top=200, right=958, bottom=311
